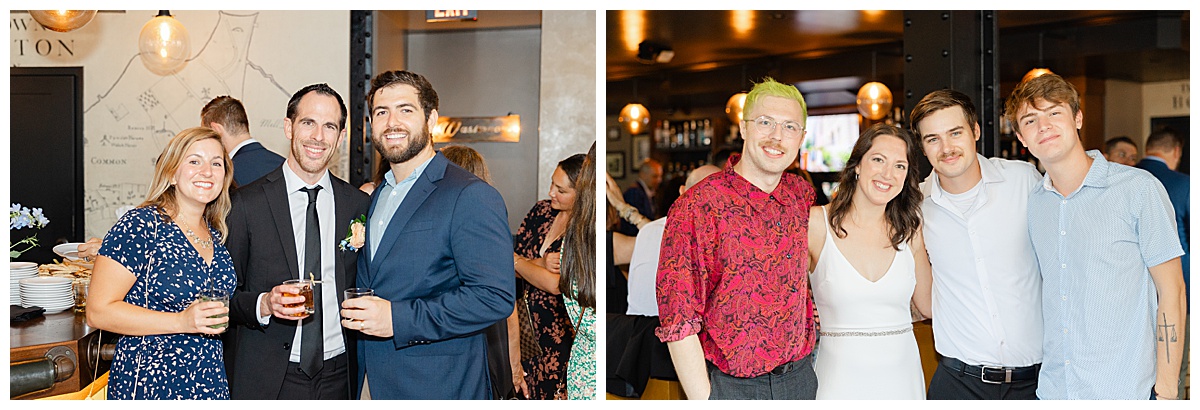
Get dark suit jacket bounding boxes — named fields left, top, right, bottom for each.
left=619, top=181, right=655, bottom=236
left=224, top=167, right=370, bottom=399
left=358, top=154, right=515, bottom=399
left=232, top=141, right=285, bottom=187
left=1136, top=157, right=1190, bottom=306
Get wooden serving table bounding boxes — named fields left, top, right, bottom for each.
left=10, top=309, right=105, bottom=399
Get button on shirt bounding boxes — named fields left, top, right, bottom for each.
left=920, top=155, right=1043, bottom=368
left=655, top=154, right=818, bottom=378
left=1029, top=150, right=1183, bottom=399
left=369, top=157, right=434, bottom=261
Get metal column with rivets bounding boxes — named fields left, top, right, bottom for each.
left=350, top=10, right=373, bottom=187
left=902, top=11, right=1000, bottom=176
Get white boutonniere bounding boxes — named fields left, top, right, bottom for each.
left=339, top=215, right=366, bottom=251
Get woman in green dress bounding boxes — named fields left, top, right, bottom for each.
left=560, top=143, right=597, bottom=399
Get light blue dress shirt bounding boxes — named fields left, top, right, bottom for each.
left=369, top=156, right=434, bottom=260
left=1029, top=150, right=1183, bottom=399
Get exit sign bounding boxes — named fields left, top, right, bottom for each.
left=426, top=10, right=477, bottom=22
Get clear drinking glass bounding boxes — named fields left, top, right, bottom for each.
left=282, top=279, right=315, bottom=316
left=197, top=288, right=230, bottom=330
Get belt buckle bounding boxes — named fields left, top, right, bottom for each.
left=979, top=365, right=1010, bottom=384
left=771, top=361, right=792, bottom=375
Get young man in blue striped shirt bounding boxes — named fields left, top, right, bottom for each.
left=1006, top=73, right=1186, bottom=400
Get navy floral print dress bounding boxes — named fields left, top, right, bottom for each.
left=99, top=206, right=236, bottom=400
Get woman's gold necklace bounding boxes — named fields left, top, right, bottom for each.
left=178, top=218, right=213, bottom=249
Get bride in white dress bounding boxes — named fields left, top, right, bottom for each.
left=807, top=124, right=933, bottom=399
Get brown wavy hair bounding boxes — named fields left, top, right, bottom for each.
left=827, top=123, right=922, bottom=250
left=138, top=127, right=234, bottom=242
left=560, top=142, right=596, bottom=309
left=1003, top=73, right=1080, bottom=133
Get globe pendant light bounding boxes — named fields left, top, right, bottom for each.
left=856, top=51, right=892, bottom=121
left=619, top=79, right=650, bottom=135
left=138, top=11, right=191, bottom=76
left=725, top=92, right=747, bottom=123
left=28, top=10, right=97, bottom=33
left=619, top=103, right=650, bottom=135
left=1022, top=32, right=1054, bottom=84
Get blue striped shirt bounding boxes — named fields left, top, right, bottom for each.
left=1029, top=150, right=1183, bottom=399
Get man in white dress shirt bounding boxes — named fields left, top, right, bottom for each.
left=910, top=89, right=1044, bottom=399
left=626, top=164, right=721, bottom=317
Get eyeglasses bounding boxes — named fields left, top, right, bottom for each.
left=745, top=115, right=804, bottom=138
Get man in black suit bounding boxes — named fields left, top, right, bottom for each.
left=202, top=95, right=285, bottom=187
left=618, top=158, right=662, bottom=236
left=224, top=84, right=370, bottom=399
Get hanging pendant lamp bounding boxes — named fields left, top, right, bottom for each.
left=1022, top=32, right=1054, bottom=83
left=138, top=10, right=190, bottom=76
left=725, top=92, right=748, bottom=124
left=29, top=10, right=97, bottom=33
left=856, top=51, right=892, bottom=121
left=619, top=79, right=650, bottom=135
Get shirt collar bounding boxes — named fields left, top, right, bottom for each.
left=927, top=154, right=1002, bottom=200
left=638, top=179, right=656, bottom=197
left=229, top=138, right=258, bottom=158
left=281, top=162, right=333, bottom=194
left=1039, top=149, right=1110, bottom=194
left=723, top=153, right=800, bottom=206
left=1143, top=155, right=1168, bottom=166
left=382, top=155, right=435, bottom=189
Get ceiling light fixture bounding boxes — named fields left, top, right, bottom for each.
left=636, top=41, right=674, bottom=64
left=619, top=79, right=651, bottom=135
left=28, top=10, right=97, bottom=33
left=1022, top=32, right=1055, bottom=83
left=138, top=10, right=190, bottom=76
left=856, top=51, right=893, bottom=121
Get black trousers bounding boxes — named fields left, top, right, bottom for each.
left=927, top=360, right=1038, bottom=400
left=706, top=355, right=817, bottom=400
left=279, top=353, right=350, bottom=400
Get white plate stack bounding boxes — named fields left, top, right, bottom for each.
left=20, top=276, right=74, bottom=314
left=10, top=262, right=39, bottom=306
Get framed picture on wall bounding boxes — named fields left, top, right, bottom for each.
left=608, top=126, right=621, bottom=140
left=606, top=152, right=626, bottom=179
left=632, top=135, right=650, bottom=171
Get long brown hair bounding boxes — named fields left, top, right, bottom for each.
left=560, top=142, right=596, bottom=309
left=139, top=127, right=234, bottom=242
left=827, top=123, right=922, bottom=250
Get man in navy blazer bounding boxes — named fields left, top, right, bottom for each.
left=1135, top=127, right=1190, bottom=399
left=340, top=70, right=514, bottom=399
left=202, top=95, right=285, bottom=187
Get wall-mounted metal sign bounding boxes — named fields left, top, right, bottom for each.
left=426, top=10, right=477, bottom=22
left=432, top=115, right=520, bottom=143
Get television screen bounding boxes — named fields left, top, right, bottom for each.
left=801, top=113, right=860, bottom=172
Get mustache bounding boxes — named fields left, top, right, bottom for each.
left=381, top=127, right=407, bottom=136
left=302, top=140, right=331, bottom=149
left=938, top=148, right=963, bottom=162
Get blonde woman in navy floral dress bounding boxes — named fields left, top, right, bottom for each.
left=87, top=127, right=237, bottom=399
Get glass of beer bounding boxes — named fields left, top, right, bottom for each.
left=197, top=288, right=230, bottom=331
left=283, top=279, right=315, bottom=316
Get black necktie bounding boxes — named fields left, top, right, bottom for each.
left=299, top=186, right=323, bottom=377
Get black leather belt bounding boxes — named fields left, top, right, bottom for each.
left=940, top=357, right=1039, bottom=384
left=769, top=357, right=804, bottom=376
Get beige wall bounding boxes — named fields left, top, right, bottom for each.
left=1104, top=79, right=1191, bottom=152
left=538, top=10, right=598, bottom=198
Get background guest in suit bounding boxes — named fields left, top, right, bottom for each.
left=86, top=127, right=235, bottom=399
left=340, top=70, right=514, bottom=399
left=618, top=158, right=662, bottom=236
left=1135, top=126, right=1190, bottom=399
left=224, top=84, right=370, bottom=399
left=511, top=153, right=586, bottom=399
left=440, top=144, right=515, bottom=400
left=202, top=95, right=286, bottom=187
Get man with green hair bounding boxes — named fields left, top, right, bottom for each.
left=656, top=78, right=818, bottom=399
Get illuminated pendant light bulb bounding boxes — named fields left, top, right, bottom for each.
left=1021, top=32, right=1054, bottom=84
left=857, top=51, right=892, bottom=121
left=725, top=92, right=747, bottom=123
left=619, top=103, right=650, bottom=135
left=29, top=10, right=97, bottom=33
left=856, top=81, right=893, bottom=121
left=138, top=11, right=190, bottom=76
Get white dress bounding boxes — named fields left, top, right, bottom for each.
left=810, top=208, right=925, bottom=400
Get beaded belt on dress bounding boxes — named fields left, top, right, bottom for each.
left=819, top=325, right=912, bottom=337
